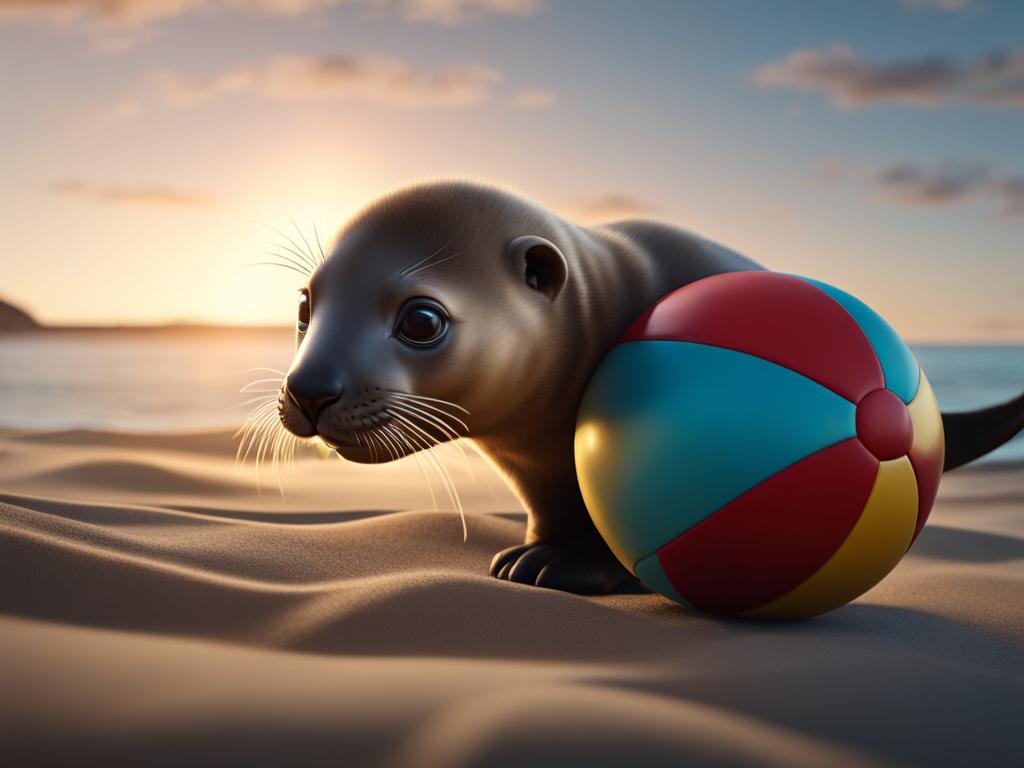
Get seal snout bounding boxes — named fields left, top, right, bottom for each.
left=283, top=369, right=344, bottom=434
left=287, top=386, right=341, bottom=425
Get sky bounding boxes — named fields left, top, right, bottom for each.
left=1, top=0, right=1022, bottom=341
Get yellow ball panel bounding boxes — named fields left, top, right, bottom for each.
left=575, top=419, right=635, bottom=569
left=909, top=371, right=944, bottom=465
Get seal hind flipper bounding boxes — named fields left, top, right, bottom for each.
left=942, top=391, right=1024, bottom=471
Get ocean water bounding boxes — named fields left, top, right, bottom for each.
left=0, top=331, right=297, bottom=434
left=0, top=332, right=1021, bottom=463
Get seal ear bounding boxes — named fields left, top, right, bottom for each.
left=509, top=236, right=568, bottom=301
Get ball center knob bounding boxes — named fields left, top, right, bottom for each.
left=856, top=388, right=913, bottom=461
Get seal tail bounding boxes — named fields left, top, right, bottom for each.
left=941, top=391, right=1024, bottom=472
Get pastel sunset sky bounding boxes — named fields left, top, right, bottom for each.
left=1, top=0, right=1022, bottom=340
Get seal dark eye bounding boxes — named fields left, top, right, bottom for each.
left=297, top=290, right=310, bottom=335
left=395, top=299, right=449, bottom=347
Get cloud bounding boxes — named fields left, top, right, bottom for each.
left=135, top=54, right=501, bottom=108
left=874, top=163, right=991, bottom=206
left=809, top=157, right=857, bottom=185
left=815, top=160, right=1024, bottom=219
left=510, top=86, right=557, bottom=109
left=559, top=194, right=658, bottom=223
left=754, top=44, right=1024, bottom=109
left=50, top=180, right=212, bottom=207
left=988, top=176, right=1024, bottom=218
left=0, top=0, right=204, bottom=24
left=264, top=0, right=543, bottom=26
left=0, top=0, right=542, bottom=25
left=972, top=315, right=1024, bottom=337
left=811, top=158, right=1024, bottom=219
left=903, top=0, right=972, bottom=11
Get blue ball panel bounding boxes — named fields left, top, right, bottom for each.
left=575, top=341, right=858, bottom=568
left=635, top=553, right=692, bottom=607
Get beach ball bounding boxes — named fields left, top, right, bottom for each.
left=575, top=272, right=945, bottom=618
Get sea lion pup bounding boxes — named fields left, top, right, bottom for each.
left=276, top=180, right=1024, bottom=595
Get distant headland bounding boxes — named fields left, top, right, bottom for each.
left=0, top=297, right=288, bottom=336
left=0, top=298, right=40, bottom=332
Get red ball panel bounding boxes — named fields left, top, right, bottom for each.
left=856, top=389, right=913, bottom=461
left=909, top=452, right=943, bottom=544
left=620, top=272, right=884, bottom=403
left=656, top=438, right=879, bottom=616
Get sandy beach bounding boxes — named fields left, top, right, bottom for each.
left=0, top=428, right=1021, bottom=766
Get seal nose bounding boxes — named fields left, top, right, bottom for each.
left=286, top=373, right=343, bottom=425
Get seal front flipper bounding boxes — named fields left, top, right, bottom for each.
left=490, top=540, right=648, bottom=595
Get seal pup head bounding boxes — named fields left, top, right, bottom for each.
left=277, top=181, right=576, bottom=464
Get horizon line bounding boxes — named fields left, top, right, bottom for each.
left=0, top=322, right=1020, bottom=347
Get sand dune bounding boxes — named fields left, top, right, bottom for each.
left=1, top=429, right=1022, bottom=766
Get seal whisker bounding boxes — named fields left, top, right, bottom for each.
left=233, top=395, right=279, bottom=410
left=234, top=397, right=283, bottom=465
left=384, top=408, right=444, bottom=451
left=384, top=401, right=465, bottom=442
left=234, top=413, right=257, bottom=455
left=384, top=422, right=446, bottom=514
left=284, top=210, right=320, bottom=273
left=386, top=397, right=473, bottom=479
left=398, top=239, right=452, bottom=278
left=269, top=427, right=286, bottom=497
left=254, top=230, right=317, bottom=271
left=391, top=419, right=467, bottom=541
left=384, top=402, right=476, bottom=481
left=366, top=434, right=385, bottom=462
left=247, top=261, right=309, bottom=278
left=380, top=423, right=410, bottom=461
left=313, top=220, right=328, bottom=266
left=264, top=249, right=313, bottom=276
left=238, top=406, right=279, bottom=477
left=236, top=396, right=278, bottom=417
left=376, top=430, right=396, bottom=462
left=389, top=392, right=470, bottom=416
left=236, top=397, right=276, bottom=415
left=361, top=431, right=379, bottom=463
left=259, top=421, right=290, bottom=494
left=424, top=435, right=467, bottom=542
left=387, top=399, right=471, bottom=452
left=234, top=399, right=277, bottom=453
left=241, top=378, right=283, bottom=393
left=277, top=433, right=297, bottom=493
left=247, top=400, right=286, bottom=486
left=254, top=221, right=320, bottom=272
left=410, top=449, right=439, bottom=511
left=387, top=417, right=440, bottom=489
left=374, top=424, right=402, bottom=462
left=402, top=228, right=482, bottom=279
left=386, top=421, right=419, bottom=461
left=270, top=239, right=318, bottom=272
left=403, top=250, right=464, bottom=279
left=271, top=427, right=297, bottom=498
left=463, top=439, right=503, bottom=503
left=388, top=393, right=470, bottom=424
left=252, top=414, right=279, bottom=491
left=256, top=420, right=276, bottom=491
left=246, top=367, right=287, bottom=375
